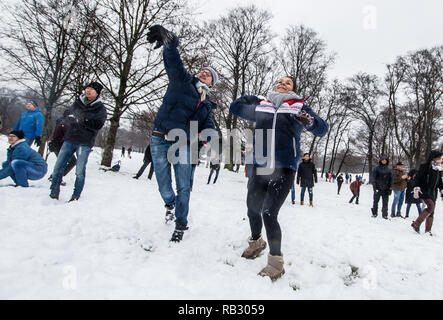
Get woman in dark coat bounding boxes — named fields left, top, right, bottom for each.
left=411, top=150, right=443, bottom=235
left=404, top=169, right=422, bottom=219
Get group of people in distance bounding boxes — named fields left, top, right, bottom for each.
left=1, top=24, right=442, bottom=282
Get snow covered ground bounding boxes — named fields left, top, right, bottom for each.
left=1, top=134, right=443, bottom=300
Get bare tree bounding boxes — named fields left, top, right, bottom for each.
left=0, top=0, right=97, bottom=155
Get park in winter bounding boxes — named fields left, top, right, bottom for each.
left=0, top=0, right=442, bottom=300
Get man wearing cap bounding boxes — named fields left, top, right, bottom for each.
left=49, top=82, right=107, bottom=202
left=13, top=100, right=44, bottom=146
left=391, top=161, right=409, bottom=218
left=0, top=130, right=47, bottom=187
left=146, top=25, right=219, bottom=242
left=371, top=156, right=394, bottom=219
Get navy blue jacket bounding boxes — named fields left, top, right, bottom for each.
left=371, top=159, right=394, bottom=194
left=63, top=95, right=107, bottom=148
left=152, top=34, right=217, bottom=137
left=0, top=140, right=48, bottom=180
left=230, top=95, right=328, bottom=171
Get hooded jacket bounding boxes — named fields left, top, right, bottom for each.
left=0, top=140, right=47, bottom=180
left=13, top=107, right=44, bottom=140
left=152, top=33, right=217, bottom=137
left=230, top=95, right=328, bottom=171
left=414, top=151, right=443, bottom=201
left=63, top=95, right=107, bottom=148
left=371, top=157, right=393, bottom=194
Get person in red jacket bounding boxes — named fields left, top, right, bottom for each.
left=349, top=176, right=363, bottom=204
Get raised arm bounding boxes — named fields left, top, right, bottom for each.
left=229, top=95, right=261, bottom=122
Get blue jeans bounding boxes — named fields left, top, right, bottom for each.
left=406, top=202, right=422, bottom=216
left=10, top=160, right=47, bottom=187
left=150, top=136, right=191, bottom=226
left=301, top=186, right=313, bottom=202
left=391, top=190, right=405, bottom=215
left=291, top=184, right=295, bottom=202
left=50, top=141, right=91, bottom=198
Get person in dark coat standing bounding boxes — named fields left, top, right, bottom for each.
left=371, top=156, right=393, bottom=219
left=207, top=158, right=220, bottom=184
left=349, top=176, right=363, bottom=204
left=133, top=144, right=154, bottom=180
left=49, top=82, right=107, bottom=202
left=147, top=25, right=219, bottom=242
left=47, top=110, right=77, bottom=184
left=411, top=150, right=443, bottom=236
left=296, top=153, right=318, bottom=206
left=127, top=146, right=132, bottom=159
left=121, top=146, right=126, bottom=158
left=404, top=169, right=422, bottom=219
left=337, top=173, right=344, bottom=195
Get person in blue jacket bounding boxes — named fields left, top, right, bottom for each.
left=13, top=100, right=44, bottom=147
left=230, top=76, right=328, bottom=281
left=0, top=130, right=47, bottom=187
left=146, top=25, right=219, bottom=243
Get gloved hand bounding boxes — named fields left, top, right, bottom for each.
left=34, top=136, right=41, bottom=147
left=293, top=111, right=314, bottom=127
left=67, top=114, right=79, bottom=124
left=388, top=189, right=392, bottom=196
left=48, top=141, right=56, bottom=153
left=147, top=25, right=174, bottom=49
left=413, top=187, right=422, bottom=199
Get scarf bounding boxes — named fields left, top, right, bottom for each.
left=267, top=91, right=302, bottom=109
left=432, top=161, right=443, bottom=171
left=196, top=81, right=210, bottom=101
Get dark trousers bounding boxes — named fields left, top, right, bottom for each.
left=247, top=167, right=295, bottom=256
left=135, top=160, right=154, bottom=179
left=349, top=191, right=359, bottom=204
left=372, top=191, right=389, bottom=217
left=207, top=168, right=220, bottom=184
left=337, top=182, right=343, bottom=194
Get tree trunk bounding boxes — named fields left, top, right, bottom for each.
left=38, top=106, right=54, bottom=156
left=101, top=115, right=120, bottom=167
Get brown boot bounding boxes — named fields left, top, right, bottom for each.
left=241, top=236, right=267, bottom=259
left=258, top=254, right=285, bottom=281
left=425, top=216, right=434, bottom=235
left=309, top=200, right=313, bottom=207
left=300, top=201, right=304, bottom=206
left=411, top=210, right=429, bottom=234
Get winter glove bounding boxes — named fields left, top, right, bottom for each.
left=34, top=136, right=41, bottom=147
left=147, top=25, right=175, bottom=49
left=293, top=110, right=314, bottom=127
left=413, top=187, right=422, bottom=199
left=388, top=189, right=392, bottom=196
left=47, top=141, right=55, bottom=152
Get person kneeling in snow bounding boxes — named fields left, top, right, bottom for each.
left=0, top=130, right=47, bottom=187
left=101, top=161, right=121, bottom=172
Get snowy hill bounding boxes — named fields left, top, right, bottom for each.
left=1, top=134, right=443, bottom=299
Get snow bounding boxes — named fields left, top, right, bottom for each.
left=1, top=134, right=443, bottom=299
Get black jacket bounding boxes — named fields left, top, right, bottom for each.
left=337, top=175, right=344, bottom=185
left=143, top=145, right=152, bottom=163
left=414, top=162, right=443, bottom=201
left=372, top=159, right=393, bottom=195
left=63, top=95, right=107, bottom=148
left=296, top=159, right=317, bottom=188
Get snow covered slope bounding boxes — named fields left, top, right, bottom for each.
left=1, top=134, right=442, bottom=299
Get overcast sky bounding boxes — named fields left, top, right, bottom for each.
left=190, top=0, right=443, bottom=81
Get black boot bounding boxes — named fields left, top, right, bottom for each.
left=170, top=224, right=189, bottom=242
left=69, top=196, right=79, bottom=202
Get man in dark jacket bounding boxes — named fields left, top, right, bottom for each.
left=337, top=173, right=344, bottom=194
left=296, top=153, right=318, bottom=206
left=371, top=156, right=393, bottom=219
left=49, top=82, right=107, bottom=202
left=133, top=144, right=154, bottom=180
left=147, top=25, right=219, bottom=242
left=0, top=130, right=47, bottom=186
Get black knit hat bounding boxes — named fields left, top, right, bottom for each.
left=85, top=82, right=103, bottom=95
left=9, top=130, right=25, bottom=139
left=396, top=161, right=404, bottom=166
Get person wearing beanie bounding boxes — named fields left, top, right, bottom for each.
left=49, top=82, right=107, bottom=202
left=13, top=100, right=44, bottom=147
left=411, top=150, right=443, bottom=236
left=371, top=156, right=393, bottom=219
left=0, top=130, right=47, bottom=187
left=146, top=24, right=219, bottom=243
left=391, top=161, right=409, bottom=218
